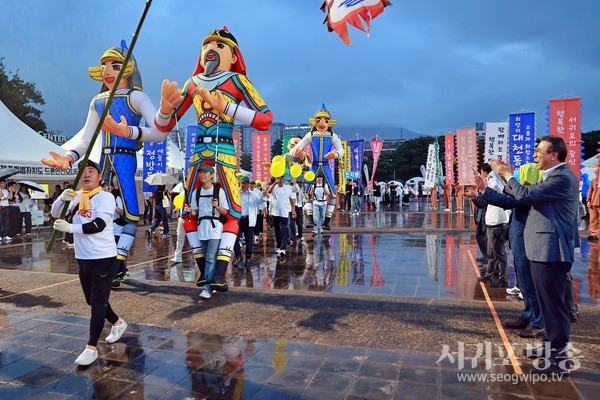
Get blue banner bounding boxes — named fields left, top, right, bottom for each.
left=349, top=139, right=364, bottom=189
left=509, top=112, right=535, bottom=167
left=142, top=140, right=167, bottom=192
left=185, top=124, right=198, bottom=176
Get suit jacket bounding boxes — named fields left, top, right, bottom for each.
left=504, top=163, right=579, bottom=263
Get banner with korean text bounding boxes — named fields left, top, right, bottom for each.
left=455, top=127, right=477, bottom=186
left=185, top=124, right=198, bottom=177
left=142, top=140, right=167, bottom=192
left=444, top=133, right=455, bottom=185
left=508, top=111, right=535, bottom=167
left=484, top=122, right=509, bottom=163
left=233, top=128, right=242, bottom=172
left=349, top=139, right=364, bottom=189
left=340, top=140, right=349, bottom=191
left=369, top=138, right=384, bottom=188
left=548, top=98, right=581, bottom=176
left=252, top=132, right=271, bottom=182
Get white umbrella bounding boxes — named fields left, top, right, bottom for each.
left=172, top=182, right=185, bottom=193
left=17, top=180, right=44, bottom=192
left=144, top=173, right=178, bottom=186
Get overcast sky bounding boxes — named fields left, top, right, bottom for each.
left=1, top=0, right=599, bottom=140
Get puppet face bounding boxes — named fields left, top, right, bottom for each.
left=100, top=60, right=127, bottom=90
left=315, top=117, right=330, bottom=133
left=287, top=137, right=301, bottom=151
left=201, top=40, right=237, bottom=76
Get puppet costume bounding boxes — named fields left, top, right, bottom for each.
left=155, top=27, right=273, bottom=291
left=64, top=43, right=166, bottom=280
left=290, top=105, right=343, bottom=231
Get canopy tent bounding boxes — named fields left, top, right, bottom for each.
left=0, top=99, right=75, bottom=180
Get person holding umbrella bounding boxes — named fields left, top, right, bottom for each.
left=41, top=42, right=167, bottom=284
left=0, top=178, right=11, bottom=242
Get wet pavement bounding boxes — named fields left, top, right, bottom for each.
left=1, top=202, right=599, bottom=399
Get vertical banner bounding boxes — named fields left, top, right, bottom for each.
left=252, top=132, right=271, bottom=182
left=444, top=133, right=455, bottom=185
left=185, top=124, right=198, bottom=177
left=369, top=138, right=384, bottom=187
left=142, top=140, right=167, bottom=192
left=349, top=139, right=364, bottom=189
left=340, top=140, right=349, bottom=190
left=455, top=127, right=477, bottom=186
left=233, top=127, right=242, bottom=171
left=484, top=122, right=509, bottom=163
left=509, top=111, right=535, bottom=167
left=549, top=98, right=581, bottom=176
left=424, top=143, right=437, bottom=188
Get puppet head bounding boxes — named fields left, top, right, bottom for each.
left=88, top=40, right=142, bottom=92
left=193, top=26, right=247, bottom=76
left=309, top=103, right=336, bottom=132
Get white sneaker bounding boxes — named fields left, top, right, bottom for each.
left=105, top=320, right=128, bottom=343
left=171, top=258, right=182, bottom=263
left=506, top=287, right=521, bottom=295
left=3, top=236, right=11, bottom=242
left=74, top=348, right=98, bottom=366
left=518, top=292, right=524, bottom=300
left=199, top=289, right=212, bottom=299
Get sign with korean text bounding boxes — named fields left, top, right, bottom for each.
left=549, top=98, right=581, bottom=177
left=484, top=122, right=509, bottom=163
left=455, top=128, right=477, bottom=186
left=508, top=112, right=535, bottom=167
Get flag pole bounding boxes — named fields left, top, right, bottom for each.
left=47, top=0, right=153, bottom=251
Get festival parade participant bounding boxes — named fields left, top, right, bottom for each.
left=154, top=27, right=273, bottom=291
left=289, top=105, right=344, bottom=231
left=51, top=160, right=128, bottom=366
left=41, top=42, right=167, bottom=286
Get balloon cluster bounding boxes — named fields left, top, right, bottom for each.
left=269, top=155, right=315, bottom=181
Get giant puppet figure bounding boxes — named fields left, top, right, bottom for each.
left=290, top=105, right=343, bottom=230
left=155, top=27, right=273, bottom=292
left=41, top=42, right=167, bottom=282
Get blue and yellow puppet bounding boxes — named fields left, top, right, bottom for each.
left=155, top=27, right=273, bottom=292
left=290, top=104, right=344, bottom=230
left=42, top=41, right=167, bottom=283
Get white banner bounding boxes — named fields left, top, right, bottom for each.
left=484, top=122, right=509, bottom=163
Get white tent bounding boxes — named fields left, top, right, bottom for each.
left=0, top=99, right=75, bottom=180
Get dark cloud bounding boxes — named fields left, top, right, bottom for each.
left=1, top=0, right=598, bottom=140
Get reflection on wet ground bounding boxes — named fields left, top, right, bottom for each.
left=1, top=208, right=598, bottom=305
left=1, top=205, right=599, bottom=398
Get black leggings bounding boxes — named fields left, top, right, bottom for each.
left=78, top=257, right=119, bottom=346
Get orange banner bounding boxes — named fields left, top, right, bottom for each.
left=549, top=98, right=581, bottom=177
left=455, top=127, right=477, bottom=186
left=444, top=133, right=455, bottom=185
left=252, top=132, right=271, bottom=182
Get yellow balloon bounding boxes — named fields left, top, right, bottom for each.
left=270, top=162, right=285, bottom=177
left=272, top=155, right=284, bottom=164
left=255, top=179, right=262, bottom=186
left=290, top=163, right=302, bottom=178
left=304, top=171, right=315, bottom=181
left=173, top=193, right=185, bottom=210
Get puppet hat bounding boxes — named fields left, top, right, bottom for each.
left=309, top=103, right=336, bottom=127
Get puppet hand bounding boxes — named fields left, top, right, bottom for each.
left=41, top=152, right=74, bottom=170
left=324, top=151, right=338, bottom=160
left=160, top=80, right=183, bottom=115
left=60, top=188, right=77, bottom=202
left=102, top=115, right=129, bottom=138
left=53, top=219, right=73, bottom=233
left=293, top=149, right=305, bottom=159
left=197, top=87, right=226, bottom=114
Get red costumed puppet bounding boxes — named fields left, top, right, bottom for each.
left=155, top=27, right=273, bottom=292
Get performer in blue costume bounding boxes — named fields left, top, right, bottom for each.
left=289, top=105, right=344, bottom=231
left=42, top=42, right=167, bottom=286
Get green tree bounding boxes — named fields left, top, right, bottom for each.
left=240, top=152, right=251, bottom=171
left=271, top=138, right=283, bottom=159
left=0, top=58, right=47, bottom=133
left=581, top=130, right=600, bottom=160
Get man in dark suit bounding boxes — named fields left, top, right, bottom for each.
left=492, top=135, right=579, bottom=376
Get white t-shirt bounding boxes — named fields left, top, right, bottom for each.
left=190, top=186, right=229, bottom=240
left=270, top=184, right=294, bottom=217
left=53, top=191, right=117, bottom=260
